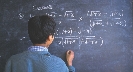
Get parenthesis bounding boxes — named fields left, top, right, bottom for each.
left=124, top=20, right=126, bottom=27
left=99, top=37, right=103, bottom=46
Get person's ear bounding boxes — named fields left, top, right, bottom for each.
left=48, top=35, right=54, bottom=41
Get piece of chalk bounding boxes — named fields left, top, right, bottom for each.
left=68, top=51, right=71, bottom=54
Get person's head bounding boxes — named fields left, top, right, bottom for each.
left=28, top=15, right=56, bottom=46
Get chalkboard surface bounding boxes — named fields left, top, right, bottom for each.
left=0, top=0, right=133, bottom=72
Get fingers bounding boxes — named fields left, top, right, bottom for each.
left=67, top=50, right=71, bottom=54
left=67, top=50, right=74, bottom=55
left=66, top=50, right=74, bottom=66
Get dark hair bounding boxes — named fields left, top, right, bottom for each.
left=28, top=15, right=56, bottom=44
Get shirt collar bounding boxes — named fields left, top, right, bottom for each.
left=28, top=46, right=48, bottom=51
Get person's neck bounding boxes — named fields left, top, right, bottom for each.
left=33, top=43, right=49, bottom=48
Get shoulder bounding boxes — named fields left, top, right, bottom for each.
left=50, top=55, right=64, bottom=62
left=50, top=55, right=67, bottom=67
left=9, top=51, right=29, bottom=61
left=43, top=54, right=68, bottom=71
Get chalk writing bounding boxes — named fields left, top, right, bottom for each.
left=64, top=11, right=74, bottom=17
left=29, top=14, right=35, bottom=18
left=19, top=13, right=24, bottom=19
left=46, top=12, right=57, bottom=17
left=55, top=27, right=93, bottom=36
left=20, top=37, right=26, bottom=40
left=64, top=11, right=76, bottom=20
left=79, top=17, right=83, bottom=21
left=18, top=8, right=127, bottom=48
left=33, top=5, right=52, bottom=10
left=87, top=11, right=102, bottom=16
left=26, top=9, right=126, bottom=27
left=90, top=19, right=103, bottom=28
left=55, top=36, right=103, bottom=48
left=89, top=18, right=126, bottom=27
left=110, top=10, right=124, bottom=17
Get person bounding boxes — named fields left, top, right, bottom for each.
left=4, top=15, right=75, bottom=72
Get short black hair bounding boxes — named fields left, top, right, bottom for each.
left=28, top=15, right=56, bottom=44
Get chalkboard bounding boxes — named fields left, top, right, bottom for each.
left=0, top=0, right=133, bottom=72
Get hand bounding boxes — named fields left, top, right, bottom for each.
left=66, top=50, right=74, bottom=66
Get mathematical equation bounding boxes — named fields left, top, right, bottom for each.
left=55, top=27, right=92, bottom=35
left=18, top=6, right=126, bottom=27
left=55, top=36, right=103, bottom=48
left=18, top=35, right=103, bottom=48
left=45, top=10, right=126, bottom=27
left=18, top=5, right=128, bottom=47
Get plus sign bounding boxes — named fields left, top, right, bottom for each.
left=63, top=30, right=68, bottom=34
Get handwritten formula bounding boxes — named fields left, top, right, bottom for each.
left=18, top=5, right=127, bottom=48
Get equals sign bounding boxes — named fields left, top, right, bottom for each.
left=114, top=18, right=120, bottom=19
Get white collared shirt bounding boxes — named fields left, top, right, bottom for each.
left=28, top=46, right=48, bottom=51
